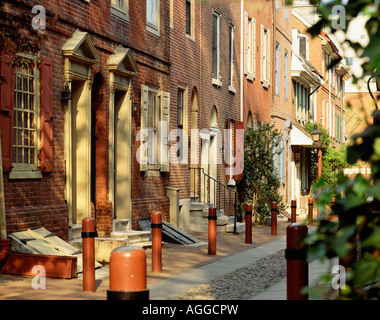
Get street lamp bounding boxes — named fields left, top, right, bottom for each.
left=310, top=124, right=323, bottom=180
left=310, top=124, right=322, bottom=143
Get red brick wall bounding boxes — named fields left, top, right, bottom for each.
left=243, top=0, right=272, bottom=126
left=2, top=0, right=172, bottom=238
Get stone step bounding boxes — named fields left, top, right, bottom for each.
left=189, top=223, right=231, bottom=233
left=110, top=230, right=151, bottom=243
left=68, top=224, right=82, bottom=241
left=113, top=219, right=131, bottom=232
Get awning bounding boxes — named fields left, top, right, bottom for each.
left=290, top=121, right=328, bottom=149
left=290, top=124, right=314, bottom=147
left=291, top=52, right=322, bottom=87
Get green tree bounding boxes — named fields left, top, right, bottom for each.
left=305, top=123, right=349, bottom=195
left=236, top=118, right=285, bottom=224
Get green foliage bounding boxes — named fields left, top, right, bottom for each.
left=305, top=123, right=349, bottom=196
left=236, top=118, right=285, bottom=224
left=321, top=145, right=349, bottom=192
left=304, top=115, right=380, bottom=299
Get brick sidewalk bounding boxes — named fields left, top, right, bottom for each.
left=0, top=221, right=289, bottom=300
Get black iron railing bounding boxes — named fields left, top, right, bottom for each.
left=190, top=167, right=238, bottom=233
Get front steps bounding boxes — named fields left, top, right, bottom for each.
left=189, top=201, right=245, bottom=234
left=68, top=219, right=151, bottom=264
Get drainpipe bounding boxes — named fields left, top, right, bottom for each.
left=0, top=135, right=7, bottom=240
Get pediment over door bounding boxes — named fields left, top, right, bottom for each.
left=62, top=29, right=100, bottom=65
left=108, top=45, right=139, bottom=78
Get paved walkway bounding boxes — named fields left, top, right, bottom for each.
left=0, top=220, right=338, bottom=300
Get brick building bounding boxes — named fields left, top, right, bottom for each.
left=1, top=0, right=353, bottom=243
left=290, top=2, right=350, bottom=212
left=0, top=0, right=172, bottom=239
left=270, top=0, right=293, bottom=204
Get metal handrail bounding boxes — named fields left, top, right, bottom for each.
left=190, top=167, right=238, bottom=234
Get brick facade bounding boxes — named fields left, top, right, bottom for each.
left=1, top=0, right=351, bottom=240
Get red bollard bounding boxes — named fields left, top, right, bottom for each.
left=82, top=217, right=96, bottom=292
left=151, top=211, right=162, bottom=272
left=245, top=203, right=253, bottom=244
left=107, top=246, right=149, bottom=300
left=308, top=198, right=313, bottom=225
left=291, top=200, right=297, bottom=223
left=271, top=201, right=277, bottom=236
left=286, top=223, right=308, bottom=300
left=208, top=207, right=217, bottom=255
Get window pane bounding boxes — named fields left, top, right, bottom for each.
left=13, top=63, right=36, bottom=166
left=212, top=14, right=218, bottom=78
left=147, top=0, right=157, bottom=25
left=186, top=0, right=191, bottom=34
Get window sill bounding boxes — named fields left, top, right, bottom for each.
left=111, top=6, right=129, bottom=22
left=9, top=170, right=43, bottom=180
left=212, top=78, right=222, bottom=87
left=228, top=86, right=236, bottom=94
left=144, top=168, right=161, bottom=177
left=246, top=74, right=255, bottom=82
left=146, top=24, right=160, bottom=37
left=227, top=179, right=236, bottom=186
left=186, top=34, right=195, bottom=42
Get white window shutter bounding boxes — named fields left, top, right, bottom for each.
left=159, top=91, right=170, bottom=172
left=140, top=85, right=149, bottom=171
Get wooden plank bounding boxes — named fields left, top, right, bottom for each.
left=28, top=228, right=102, bottom=272
left=28, top=228, right=80, bottom=255
left=11, top=230, right=66, bottom=256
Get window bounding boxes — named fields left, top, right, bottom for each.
left=285, top=50, right=289, bottom=100
left=186, top=0, right=191, bottom=34
left=0, top=55, right=53, bottom=178
left=300, top=149, right=309, bottom=192
left=245, top=13, right=256, bottom=80
left=295, top=82, right=309, bottom=124
left=247, top=112, right=253, bottom=131
left=147, top=0, right=160, bottom=36
left=229, top=24, right=235, bottom=91
left=13, top=63, right=38, bottom=170
left=177, top=88, right=184, bottom=161
left=111, top=0, right=129, bottom=20
left=324, top=52, right=329, bottom=82
left=275, top=42, right=280, bottom=96
left=345, top=57, right=353, bottom=66
left=260, top=25, right=270, bottom=87
left=212, top=12, right=221, bottom=85
left=276, top=0, right=280, bottom=11
left=298, top=34, right=309, bottom=60
left=185, top=0, right=195, bottom=37
left=140, top=84, right=170, bottom=173
left=335, top=113, right=342, bottom=142
left=147, top=89, right=158, bottom=165
left=285, top=3, right=289, bottom=21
